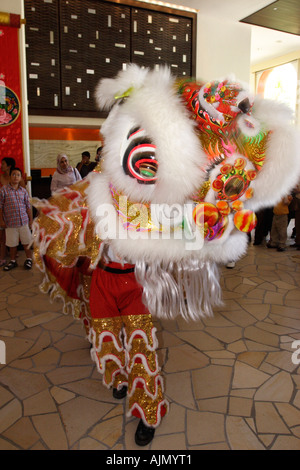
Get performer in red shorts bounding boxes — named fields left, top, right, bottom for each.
left=89, top=249, right=168, bottom=445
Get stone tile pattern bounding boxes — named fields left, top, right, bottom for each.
left=0, top=243, right=300, bottom=450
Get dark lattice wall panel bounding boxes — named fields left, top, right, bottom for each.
left=24, top=0, right=61, bottom=109
left=60, top=0, right=131, bottom=111
left=24, top=0, right=196, bottom=115
left=131, top=8, right=192, bottom=77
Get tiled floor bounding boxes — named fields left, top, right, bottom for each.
left=0, top=233, right=300, bottom=450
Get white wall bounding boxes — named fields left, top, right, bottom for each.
left=196, top=13, right=252, bottom=84
left=0, top=0, right=22, bottom=14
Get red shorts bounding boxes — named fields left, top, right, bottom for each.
left=89, top=262, right=149, bottom=319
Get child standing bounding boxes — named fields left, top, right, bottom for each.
left=0, top=168, right=33, bottom=270
left=267, top=195, right=293, bottom=252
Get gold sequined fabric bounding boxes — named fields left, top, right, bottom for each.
left=33, top=180, right=101, bottom=268
left=89, top=314, right=168, bottom=427
left=32, top=179, right=102, bottom=324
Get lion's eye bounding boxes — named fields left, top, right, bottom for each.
left=122, top=127, right=158, bottom=184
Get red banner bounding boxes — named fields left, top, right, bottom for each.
left=0, top=25, right=24, bottom=172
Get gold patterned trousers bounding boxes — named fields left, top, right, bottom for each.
left=89, top=264, right=168, bottom=428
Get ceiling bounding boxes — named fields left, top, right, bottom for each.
left=143, top=0, right=300, bottom=65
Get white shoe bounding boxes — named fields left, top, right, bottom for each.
left=226, top=261, right=235, bottom=269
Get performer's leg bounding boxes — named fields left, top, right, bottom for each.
left=89, top=316, right=128, bottom=390
left=122, top=314, right=168, bottom=430
left=118, top=273, right=168, bottom=445
left=89, top=268, right=128, bottom=392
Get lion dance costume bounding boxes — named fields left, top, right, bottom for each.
left=33, top=65, right=300, bottom=445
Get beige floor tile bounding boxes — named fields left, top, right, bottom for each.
left=2, top=417, right=40, bottom=449
left=59, top=396, right=114, bottom=446
left=226, top=416, right=265, bottom=450
left=0, top=398, right=22, bottom=434
left=265, top=350, right=299, bottom=373
left=271, top=435, right=300, bottom=450
left=275, top=403, right=300, bottom=428
left=187, top=410, right=225, bottom=445
left=151, top=432, right=186, bottom=450
left=239, top=303, right=270, bottom=321
left=228, top=397, right=253, bottom=417
left=50, top=386, right=76, bottom=404
left=23, top=389, right=57, bottom=416
left=293, top=390, right=300, bottom=409
left=0, top=437, right=19, bottom=450
left=244, top=325, right=279, bottom=347
left=156, top=403, right=185, bottom=435
left=221, top=309, right=256, bottom=327
left=46, top=365, right=93, bottom=385
left=0, top=246, right=299, bottom=449
left=77, top=437, right=108, bottom=450
left=258, top=434, right=275, bottom=447
left=292, top=426, right=300, bottom=438
left=192, top=365, right=232, bottom=399
left=175, top=330, right=223, bottom=351
left=237, top=351, right=266, bottom=368
left=206, top=350, right=235, bottom=359
left=231, top=388, right=256, bottom=398
left=59, top=348, right=92, bottom=367
left=227, top=339, right=248, bottom=353
left=204, top=326, right=242, bottom=344
left=21, top=312, right=61, bottom=328
left=270, top=313, right=300, bottom=330
left=61, top=378, right=112, bottom=401
left=233, top=361, right=270, bottom=389
left=197, top=397, right=228, bottom=413
left=166, top=371, right=197, bottom=409
left=32, top=413, right=69, bottom=450
left=20, top=331, right=52, bottom=358
left=89, top=415, right=123, bottom=447
left=0, top=367, right=49, bottom=400
left=164, top=343, right=209, bottom=373
left=1, top=336, right=35, bottom=364
left=0, top=384, right=14, bottom=408
left=255, top=402, right=290, bottom=434
left=190, top=441, right=230, bottom=450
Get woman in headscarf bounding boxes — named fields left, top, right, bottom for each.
left=50, top=153, right=82, bottom=194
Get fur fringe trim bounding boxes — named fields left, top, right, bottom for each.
left=127, top=375, right=165, bottom=401
left=135, top=258, right=223, bottom=321
left=123, top=326, right=159, bottom=352
left=126, top=352, right=161, bottom=376
left=127, top=400, right=169, bottom=428
left=89, top=349, right=127, bottom=388
left=88, top=327, right=124, bottom=354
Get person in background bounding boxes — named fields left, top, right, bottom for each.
left=253, top=207, right=273, bottom=246
left=89, top=146, right=103, bottom=171
left=1, top=158, right=16, bottom=188
left=292, top=181, right=300, bottom=250
left=0, top=167, right=33, bottom=271
left=0, top=158, right=26, bottom=266
left=267, top=195, right=293, bottom=252
left=50, top=153, right=82, bottom=194
left=76, top=151, right=93, bottom=178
